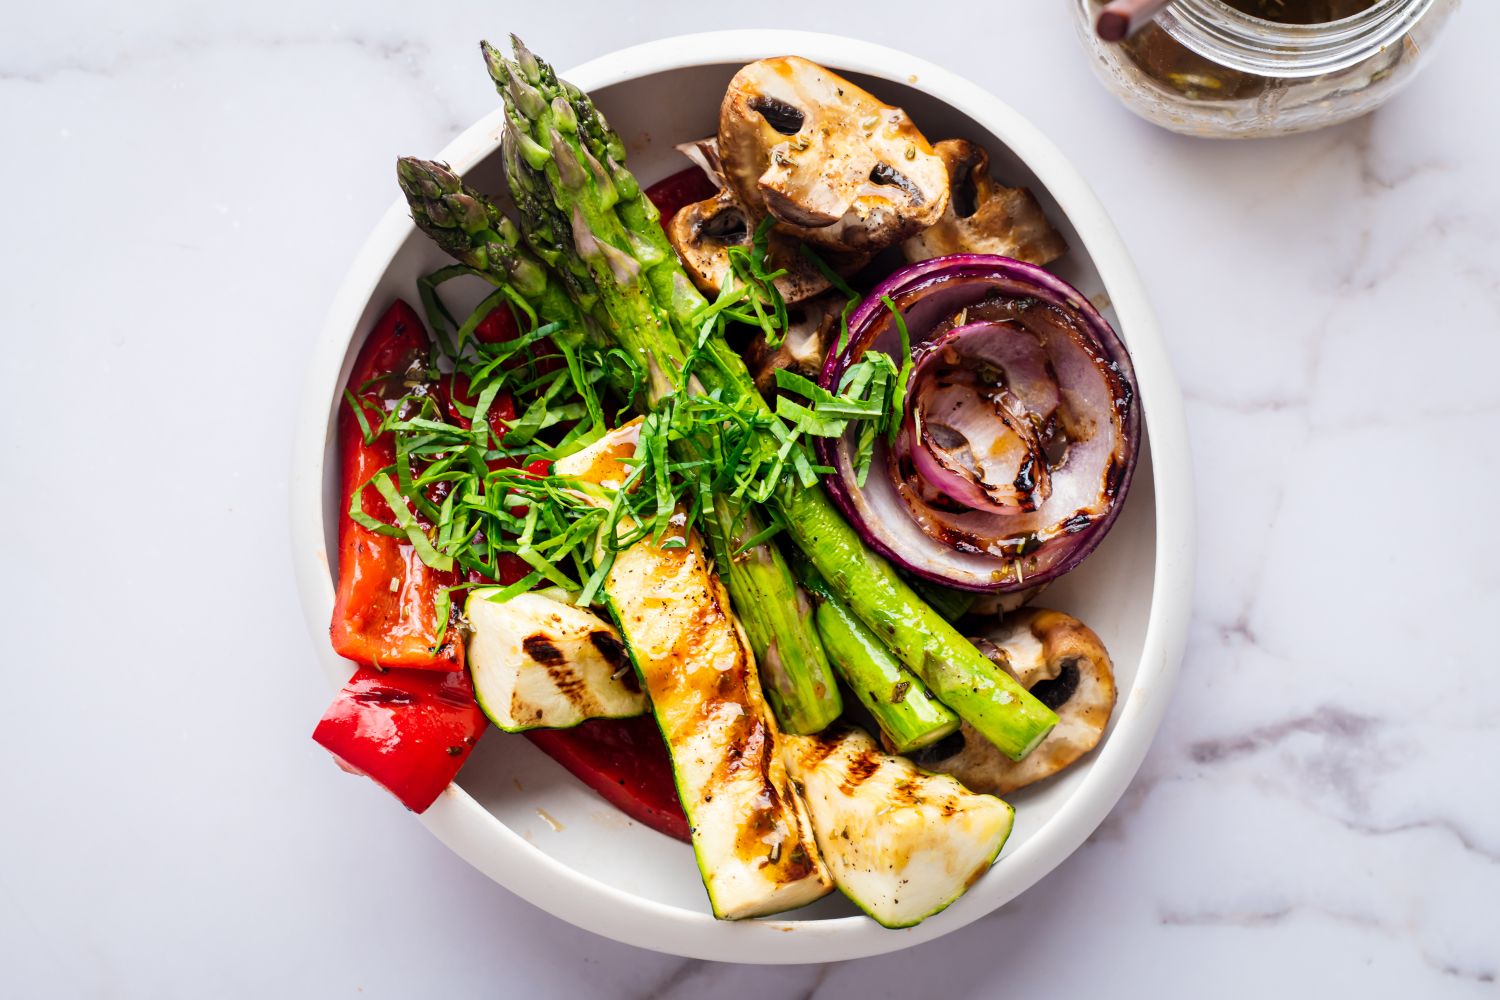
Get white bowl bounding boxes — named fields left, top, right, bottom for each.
left=291, top=29, right=1194, bottom=963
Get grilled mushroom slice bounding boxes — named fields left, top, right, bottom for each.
left=674, top=136, right=726, bottom=189
left=910, top=608, right=1115, bottom=795
left=902, top=139, right=1068, bottom=267
left=666, top=189, right=835, bottom=304
left=744, top=293, right=840, bottom=393
left=718, top=57, right=949, bottom=254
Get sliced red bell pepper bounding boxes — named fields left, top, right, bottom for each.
left=526, top=717, right=690, bottom=842
left=473, top=301, right=573, bottom=384
left=330, top=300, right=463, bottom=670
left=434, top=371, right=517, bottom=442
left=645, top=166, right=720, bottom=223
left=313, top=666, right=487, bottom=812
left=473, top=303, right=520, bottom=345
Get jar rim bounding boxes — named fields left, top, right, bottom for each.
left=1158, top=0, right=1435, bottom=78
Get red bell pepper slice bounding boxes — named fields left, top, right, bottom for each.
left=645, top=166, right=720, bottom=223
left=433, top=371, right=517, bottom=442
left=322, top=303, right=687, bottom=833
left=473, top=303, right=520, bottom=345
left=526, top=717, right=690, bottom=842
left=330, top=300, right=463, bottom=670
left=313, top=666, right=487, bottom=813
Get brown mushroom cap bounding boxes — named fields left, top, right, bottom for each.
left=901, top=139, right=1068, bottom=267
left=718, top=57, right=949, bottom=254
left=911, top=607, right=1115, bottom=796
left=665, top=189, right=837, bottom=305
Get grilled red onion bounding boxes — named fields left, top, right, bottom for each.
left=900, top=322, right=1055, bottom=515
left=817, top=255, right=1139, bottom=591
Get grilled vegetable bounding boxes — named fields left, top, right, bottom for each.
left=666, top=188, right=841, bottom=304
left=313, top=666, right=487, bottom=812
left=913, top=608, right=1117, bottom=795
left=556, top=423, right=833, bottom=919
left=465, top=589, right=647, bottom=731
left=487, top=38, right=1056, bottom=761
left=743, top=293, right=840, bottom=394
left=817, top=255, right=1140, bottom=593
left=331, top=300, right=464, bottom=670
left=798, top=563, right=959, bottom=754
left=525, top=717, right=689, bottom=841
left=783, top=726, right=1014, bottom=928
left=718, top=57, right=949, bottom=253
left=902, top=139, right=1067, bottom=267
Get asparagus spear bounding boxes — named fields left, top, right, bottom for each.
left=488, top=37, right=1057, bottom=760
left=560, top=79, right=710, bottom=333
left=555, top=65, right=776, bottom=428
left=399, top=154, right=842, bottom=735
left=499, top=81, right=843, bottom=734
left=491, top=44, right=850, bottom=736
left=397, top=156, right=589, bottom=337
left=798, top=563, right=958, bottom=754
left=703, top=498, right=839, bottom=734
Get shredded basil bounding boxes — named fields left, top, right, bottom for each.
left=346, top=245, right=912, bottom=614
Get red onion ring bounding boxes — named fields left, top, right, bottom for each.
left=901, top=322, right=1055, bottom=515
left=816, top=254, right=1139, bottom=592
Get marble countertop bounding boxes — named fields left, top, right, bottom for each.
left=3, top=1, right=1496, bottom=996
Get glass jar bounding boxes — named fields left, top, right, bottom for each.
left=1073, top=0, right=1460, bottom=137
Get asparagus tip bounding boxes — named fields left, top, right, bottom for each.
left=510, top=34, right=540, bottom=82
left=395, top=156, right=457, bottom=201
left=480, top=39, right=507, bottom=85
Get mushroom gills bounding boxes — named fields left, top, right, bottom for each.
left=910, top=607, right=1116, bottom=795
left=718, top=56, right=950, bottom=253
left=902, top=139, right=1068, bottom=267
left=783, top=725, right=1014, bottom=928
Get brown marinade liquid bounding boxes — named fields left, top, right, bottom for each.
left=1220, top=0, right=1377, bottom=23
left=1114, top=0, right=1382, bottom=101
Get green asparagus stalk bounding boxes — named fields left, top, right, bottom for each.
left=703, top=500, right=840, bottom=734
left=798, top=563, right=958, bottom=754
left=488, top=37, right=1058, bottom=760
left=780, top=489, right=1057, bottom=757
left=490, top=62, right=844, bottom=733
left=494, top=43, right=851, bottom=736
left=400, top=153, right=842, bottom=735
left=560, top=78, right=710, bottom=332
left=397, top=156, right=590, bottom=337
left=554, top=62, right=778, bottom=427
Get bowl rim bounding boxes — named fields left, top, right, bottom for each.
left=290, top=28, right=1195, bottom=963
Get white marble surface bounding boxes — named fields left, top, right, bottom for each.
left=3, top=1, right=1497, bottom=995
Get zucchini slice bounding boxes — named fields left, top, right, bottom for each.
left=556, top=423, right=833, bottom=919
left=783, top=725, right=1014, bottom=928
left=466, top=590, right=647, bottom=732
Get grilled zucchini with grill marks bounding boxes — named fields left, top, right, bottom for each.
left=555, top=423, right=833, bottom=919
left=466, top=590, right=647, bottom=732
left=783, top=725, right=1014, bottom=928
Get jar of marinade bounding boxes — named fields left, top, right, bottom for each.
left=1073, top=0, right=1460, bottom=137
